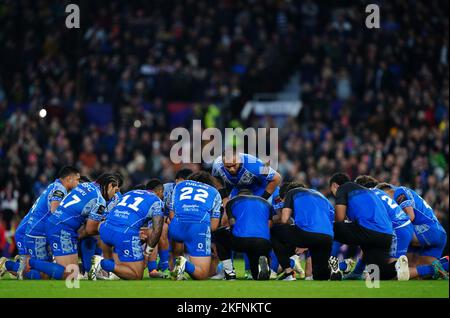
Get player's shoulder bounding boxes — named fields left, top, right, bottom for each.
left=163, top=182, right=175, bottom=192
left=212, top=156, right=223, bottom=167
left=242, top=153, right=263, bottom=168
left=49, top=179, right=66, bottom=193
left=393, top=186, right=414, bottom=198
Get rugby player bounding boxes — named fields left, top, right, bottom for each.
left=92, top=179, right=165, bottom=280
left=376, top=182, right=448, bottom=278
left=17, top=173, right=118, bottom=280
left=343, top=175, right=415, bottom=280
left=329, top=173, right=410, bottom=280
left=3, top=166, right=80, bottom=280
left=213, top=189, right=274, bottom=280
left=272, top=184, right=337, bottom=280
left=169, top=171, right=221, bottom=280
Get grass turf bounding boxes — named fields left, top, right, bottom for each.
left=0, top=259, right=448, bottom=298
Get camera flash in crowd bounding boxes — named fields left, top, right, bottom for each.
left=39, top=108, right=47, bottom=118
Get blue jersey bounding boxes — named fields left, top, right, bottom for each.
left=284, top=188, right=335, bottom=237
left=163, top=182, right=175, bottom=216
left=106, top=192, right=123, bottom=216
left=104, top=189, right=164, bottom=235
left=47, top=182, right=106, bottom=232
left=227, top=195, right=273, bottom=240
left=394, top=186, right=445, bottom=232
left=212, top=153, right=276, bottom=195
left=16, top=212, right=33, bottom=237
left=371, top=189, right=410, bottom=229
left=170, top=180, right=221, bottom=224
left=25, top=179, right=67, bottom=236
left=335, top=182, right=393, bottom=235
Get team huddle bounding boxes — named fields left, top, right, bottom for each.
left=1, top=151, right=448, bottom=282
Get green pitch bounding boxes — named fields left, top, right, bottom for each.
left=0, top=259, right=448, bottom=298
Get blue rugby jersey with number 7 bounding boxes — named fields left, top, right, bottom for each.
left=47, top=182, right=106, bottom=232
left=170, top=180, right=221, bottom=224
left=103, top=189, right=163, bottom=235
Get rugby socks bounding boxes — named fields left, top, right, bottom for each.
left=5, top=260, right=20, bottom=272
left=352, top=259, right=365, bottom=275
left=158, top=249, right=170, bottom=271
left=185, top=261, right=195, bottom=275
left=80, top=237, right=97, bottom=273
left=331, top=241, right=342, bottom=257
left=222, top=259, right=233, bottom=272
left=100, top=259, right=115, bottom=272
left=148, top=260, right=158, bottom=272
left=216, top=262, right=224, bottom=273
left=244, top=254, right=250, bottom=270
left=270, top=250, right=279, bottom=272
left=25, top=269, right=42, bottom=280
left=417, top=265, right=434, bottom=278
left=29, top=259, right=65, bottom=280
left=439, top=257, right=449, bottom=271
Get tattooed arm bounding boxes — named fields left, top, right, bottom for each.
left=146, top=215, right=164, bottom=248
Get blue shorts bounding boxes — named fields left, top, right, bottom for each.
left=410, top=224, right=447, bottom=258
left=24, top=235, right=52, bottom=261
left=46, top=225, right=78, bottom=257
left=15, top=231, right=28, bottom=255
left=99, top=224, right=143, bottom=262
left=390, top=222, right=414, bottom=258
left=169, top=218, right=211, bottom=257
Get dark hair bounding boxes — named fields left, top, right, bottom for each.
left=222, top=147, right=239, bottom=164
left=114, top=172, right=124, bottom=187
left=279, top=181, right=306, bottom=199
left=376, top=182, right=394, bottom=191
left=175, top=168, right=193, bottom=180
left=188, top=171, right=216, bottom=187
left=80, top=175, right=91, bottom=183
left=58, top=166, right=80, bottom=179
left=238, top=188, right=252, bottom=196
left=96, top=173, right=118, bottom=199
left=145, top=178, right=163, bottom=191
left=329, top=172, right=351, bottom=187
left=354, top=175, right=379, bottom=188
left=133, top=183, right=146, bottom=190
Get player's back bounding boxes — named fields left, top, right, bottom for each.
left=228, top=194, right=273, bottom=240
left=26, top=179, right=67, bottom=236
left=48, top=182, right=104, bottom=231
left=372, top=189, right=410, bottom=228
left=171, top=180, right=221, bottom=224
left=287, top=188, right=335, bottom=237
left=340, top=182, right=393, bottom=235
left=394, top=186, right=441, bottom=228
left=104, top=189, right=163, bottom=235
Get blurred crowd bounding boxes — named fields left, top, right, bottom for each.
left=0, top=0, right=448, bottom=256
